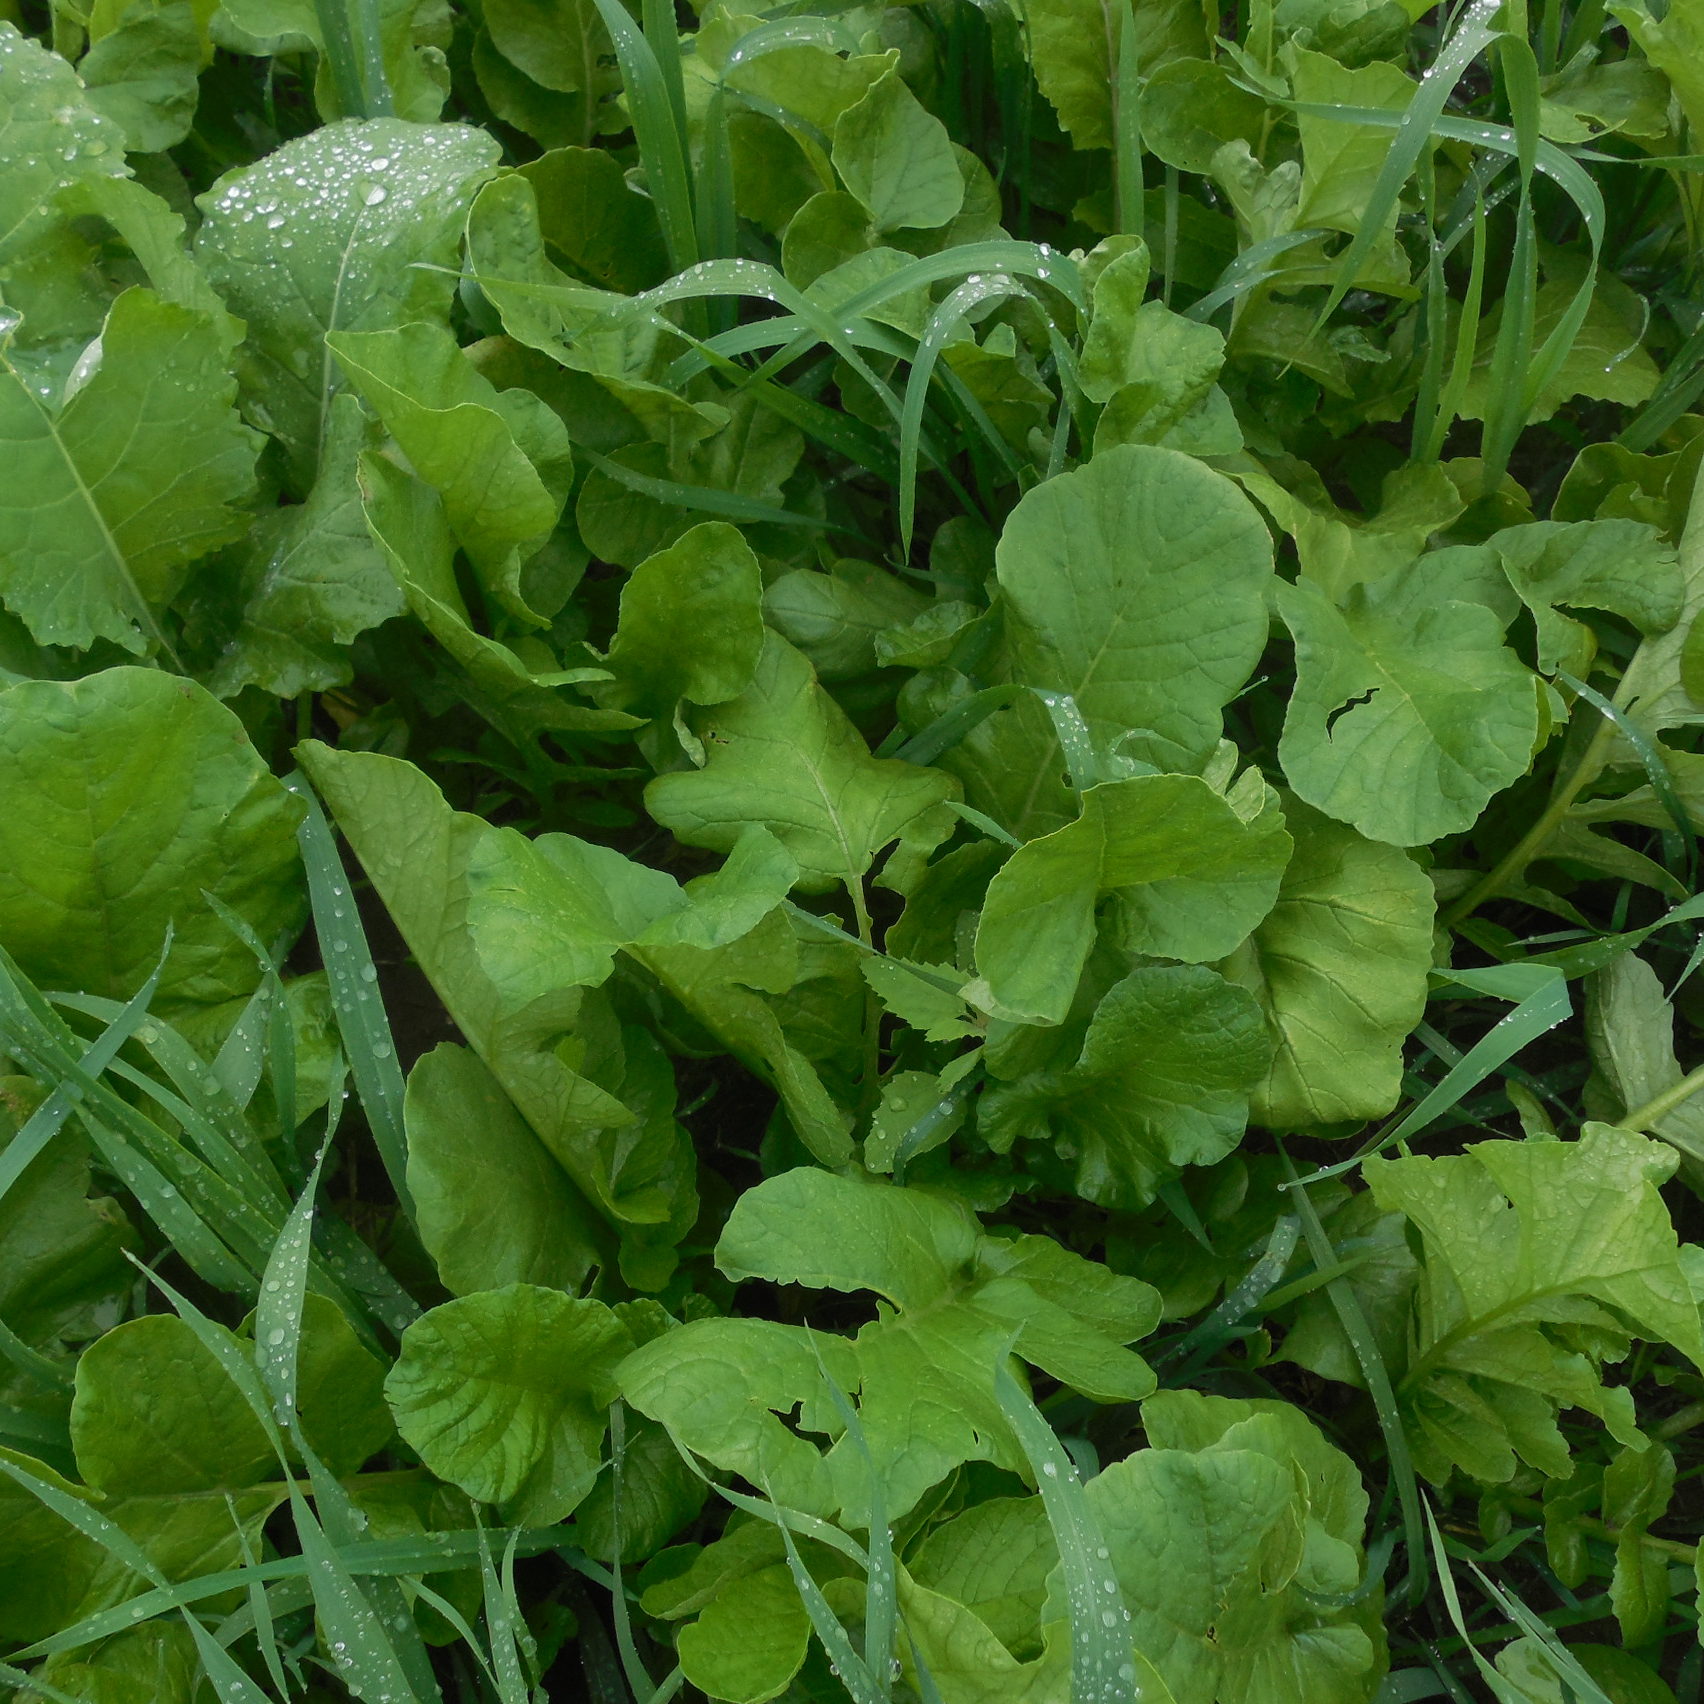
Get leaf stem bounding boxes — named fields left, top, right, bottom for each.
left=849, top=878, right=883, bottom=1127
left=1619, top=1059, right=1704, bottom=1141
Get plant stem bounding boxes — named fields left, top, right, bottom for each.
left=1440, top=696, right=1620, bottom=930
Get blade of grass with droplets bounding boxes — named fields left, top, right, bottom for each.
left=1304, top=0, right=1503, bottom=335
left=0, top=969, right=258, bottom=1290
left=803, top=1334, right=895, bottom=1698
left=229, top=1492, right=292, bottom=1701
left=256, top=1146, right=442, bottom=1702
left=1284, top=1153, right=1427, bottom=1609
left=0, top=1451, right=279, bottom=1703
left=755, top=1470, right=887, bottom=1704
left=16, top=1529, right=577, bottom=1663
left=1476, top=35, right=1542, bottom=489
left=1284, top=965, right=1571, bottom=1189
left=285, top=771, right=412, bottom=1222
left=0, top=935, right=166, bottom=1208
left=899, top=273, right=1031, bottom=560
left=51, top=990, right=290, bottom=1217
left=992, top=1364, right=1134, bottom=1704
left=311, top=0, right=392, bottom=119
left=605, top=1403, right=660, bottom=1702
left=587, top=0, right=698, bottom=276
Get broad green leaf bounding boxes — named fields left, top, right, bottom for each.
left=1585, top=953, right=1704, bottom=1164
left=357, top=453, right=635, bottom=747
left=630, top=913, right=855, bottom=1165
left=831, top=71, right=964, bottom=233
left=894, top=1574, right=1075, bottom=1704
left=70, top=1315, right=275, bottom=1495
left=0, top=24, right=129, bottom=340
left=481, top=0, right=610, bottom=94
left=79, top=0, right=203, bottom=153
left=970, top=774, right=1291, bottom=1027
left=329, top=321, right=571, bottom=622
left=980, top=965, right=1273, bottom=1208
left=32, top=1621, right=201, bottom=1704
left=571, top=1409, right=707, bottom=1562
left=1459, top=262, right=1662, bottom=423
left=676, top=1563, right=811, bottom=1704
left=909, top=1495, right=1058, bottom=1659
left=1489, top=518, right=1681, bottom=676
left=1090, top=1391, right=1382, bottom=1704
left=1611, top=0, right=1704, bottom=144
left=385, top=1284, right=633, bottom=1523
left=283, top=1292, right=395, bottom=1478
left=996, top=445, right=1275, bottom=770
left=188, top=391, right=403, bottom=699
left=515, top=147, right=667, bottom=293
left=1365, top=1126, right=1704, bottom=1483
left=1290, top=46, right=1416, bottom=238
left=405, top=1042, right=605, bottom=1296
left=1022, top=0, right=1205, bottom=149
left=620, top=1317, right=857, bottom=1519
left=1275, top=567, right=1540, bottom=845
left=1140, top=59, right=1268, bottom=175
left=1221, top=799, right=1433, bottom=1128
left=0, top=1085, right=133, bottom=1347
left=299, top=743, right=688, bottom=1249
left=0, top=288, right=259, bottom=654
left=0, top=668, right=304, bottom=1007
left=194, top=119, right=499, bottom=480
left=647, top=632, right=959, bottom=897
left=597, top=521, right=766, bottom=722
left=706, top=1168, right=1159, bottom=1518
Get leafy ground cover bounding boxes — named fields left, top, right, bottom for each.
left=8, top=0, right=1704, bottom=1697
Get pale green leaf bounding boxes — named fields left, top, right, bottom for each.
left=385, top=1284, right=633, bottom=1523
left=1221, top=799, right=1433, bottom=1128
left=0, top=288, right=259, bottom=654
left=0, top=668, right=304, bottom=1007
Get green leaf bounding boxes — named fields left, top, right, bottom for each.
left=1092, top=1391, right=1382, bottom=1704
left=909, top=1495, right=1058, bottom=1659
left=187, top=391, right=403, bottom=699
left=298, top=744, right=687, bottom=1258
left=1221, top=799, right=1434, bottom=1128
left=1364, top=1126, right=1704, bottom=1484
left=405, top=1042, right=606, bottom=1296
left=700, top=1168, right=1159, bottom=1518
left=831, top=71, right=965, bottom=233
left=981, top=965, right=1273, bottom=1208
left=1275, top=566, right=1541, bottom=845
left=0, top=288, right=259, bottom=654
left=0, top=24, right=129, bottom=340
left=385, top=1284, right=634, bottom=1523
left=194, top=118, right=499, bottom=480
left=1022, top=0, right=1205, bottom=149
left=995, top=446, right=1275, bottom=771
left=0, top=1084, right=133, bottom=1347
left=677, top=1562, right=811, bottom=1704
left=970, top=774, right=1291, bottom=1027
left=481, top=0, right=610, bottom=95
left=647, top=633, right=959, bottom=897
left=1489, top=518, right=1681, bottom=677
left=0, top=669, right=304, bottom=1007
left=70, top=1314, right=274, bottom=1495
left=79, top=0, right=203, bottom=153
left=329, top=321, right=572, bottom=622
left=597, top=521, right=766, bottom=723
left=357, top=453, right=635, bottom=747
